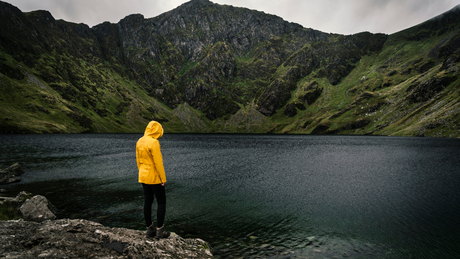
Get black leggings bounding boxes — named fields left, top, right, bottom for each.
left=142, top=183, right=166, bottom=228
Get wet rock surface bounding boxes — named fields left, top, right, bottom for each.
left=0, top=218, right=213, bottom=258
left=0, top=163, right=25, bottom=184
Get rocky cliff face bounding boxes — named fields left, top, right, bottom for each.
left=0, top=0, right=459, bottom=137
left=110, top=0, right=330, bottom=119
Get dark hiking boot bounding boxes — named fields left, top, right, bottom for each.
left=146, top=224, right=156, bottom=238
left=155, top=225, right=170, bottom=239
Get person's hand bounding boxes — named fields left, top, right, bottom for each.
left=161, top=182, right=165, bottom=186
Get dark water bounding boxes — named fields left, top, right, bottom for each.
left=1, top=134, right=460, bottom=258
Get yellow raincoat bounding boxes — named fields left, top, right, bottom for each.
left=136, top=121, right=166, bottom=184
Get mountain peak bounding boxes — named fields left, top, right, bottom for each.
left=189, top=0, right=212, bottom=3
left=179, top=0, right=213, bottom=9
left=1, top=0, right=459, bottom=137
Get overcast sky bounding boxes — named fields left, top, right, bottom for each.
left=4, top=0, right=460, bottom=35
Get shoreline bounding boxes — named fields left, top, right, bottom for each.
left=0, top=190, right=213, bottom=258
left=0, top=217, right=213, bottom=258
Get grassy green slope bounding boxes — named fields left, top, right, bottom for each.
left=1, top=2, right=459, bottom=137
left=263, top=27, right=460, bottom=137
left=0, top=51, right=199, bottom=134
left=2, top=28, right=458, bottom=136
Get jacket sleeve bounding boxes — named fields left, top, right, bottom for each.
left=152, top=140, right=166, bottom=183
left=136, top=142, right=141, bottom=170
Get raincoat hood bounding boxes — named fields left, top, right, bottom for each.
left=144, top=121, right=164, bottom=139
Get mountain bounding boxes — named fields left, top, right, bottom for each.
left=0, top=0, right=459, bottom=137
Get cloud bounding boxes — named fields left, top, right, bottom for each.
left=3, top=0, right=460, bottom=34
left=4, top=0, right=187, bottom=25
left=213, top=0, right=460, bottom=34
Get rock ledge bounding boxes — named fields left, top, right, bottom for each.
left=0, top=218, right=213, bottom=258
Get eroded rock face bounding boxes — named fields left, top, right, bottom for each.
left=284, top=103, right=298, bottom=117
left=300, top=82, right=323, bottom=106
left=0, top=218, right=213, bottom=258
left=408, top=73, right=459, bottom=103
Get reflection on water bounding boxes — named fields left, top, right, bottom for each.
left=1, top=134, right=460, bottom=258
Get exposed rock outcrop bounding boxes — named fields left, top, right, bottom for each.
left=300, top=81, right=323, bottom=105
left=0, top=192, right=213, bottom=258
left=0, top=218, right=213, bottom=258
left=0, top=192, right=55, bottom=221
left=408, top=73, right=458, bottom=103
left=0, top=191, right=31, bottom=205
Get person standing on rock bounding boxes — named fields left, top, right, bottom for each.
left=136, top=121, right=170, bottom=239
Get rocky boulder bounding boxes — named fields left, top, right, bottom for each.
left=0, top=218, right=213, bottom=258
left=0, top=191, right=33, bottom=220
left=19, top=195, right=57, bottom=222
left=0, top=163, right=25, bottom=184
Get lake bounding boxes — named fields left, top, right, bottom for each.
left=1, top=134, right=460, bottom=258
